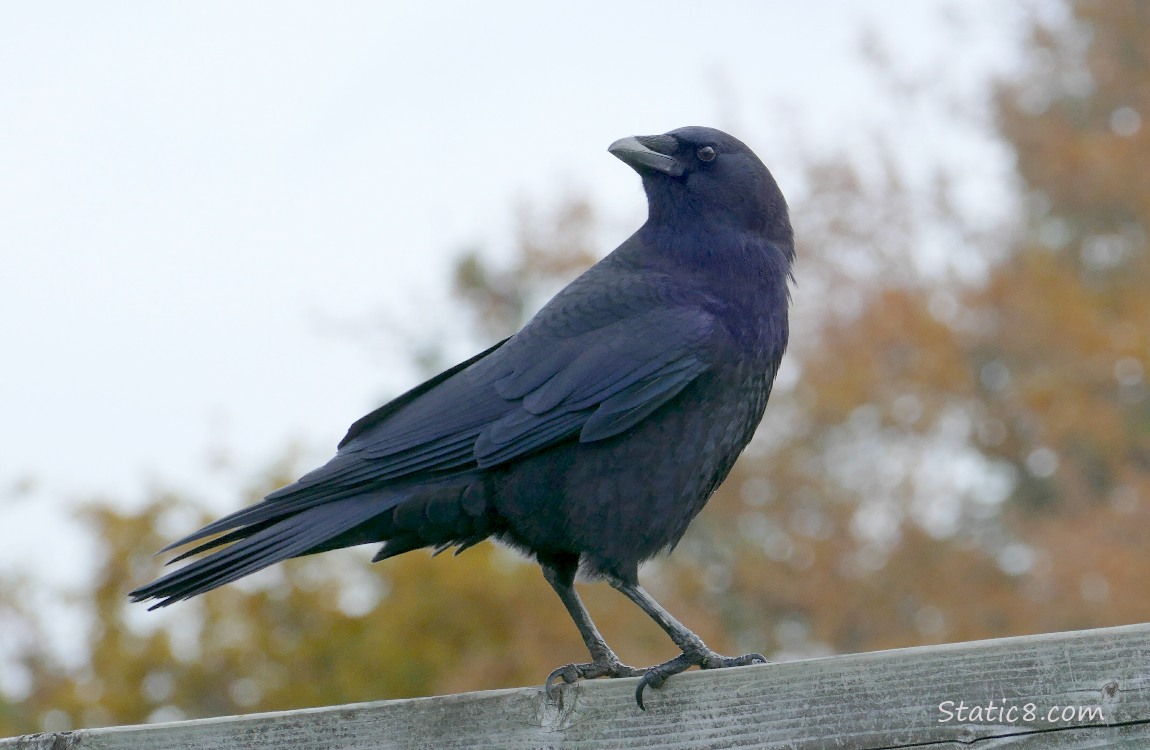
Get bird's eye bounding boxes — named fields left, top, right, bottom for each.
left=697, top=146, right=716, bottom=162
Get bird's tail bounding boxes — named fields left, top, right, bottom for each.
left=129, top=476, right=493, bottom=609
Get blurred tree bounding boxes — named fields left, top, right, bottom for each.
left=988, top=0, right=1150, bottom=508
left=713, top=0, right=1150, bottom=651
left=453, top=194, right=602, bottom=340
left=973, top=0, right=1150, bottom=630
left=711, top=0, right=1150, bottom=655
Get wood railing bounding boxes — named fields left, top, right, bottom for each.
left=4, top=623, right=1149, bottom=749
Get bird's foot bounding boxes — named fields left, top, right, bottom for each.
left=545, top=657, right=644, bottom=699
left=635, top=648, right=767, bottom=710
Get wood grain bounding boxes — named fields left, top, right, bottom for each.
left=4, top=623, right=1149, bottom=749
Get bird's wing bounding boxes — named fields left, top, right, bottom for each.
left=467, top=305, right=714, bottom=465
left=158, top=305, right=715, bottom=554
left=160, top=258, right=715, bottom=551
left=290, top=303, right=715, bottom=488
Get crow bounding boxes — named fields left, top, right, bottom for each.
left=131, top=126, right=795, bottom=709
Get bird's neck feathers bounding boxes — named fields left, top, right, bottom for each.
left=635, top=216, right=794, bottom=293
left=640, top=170, right=794, bottom=247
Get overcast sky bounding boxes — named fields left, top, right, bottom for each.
left=1, top=2, right=1031, bottom=603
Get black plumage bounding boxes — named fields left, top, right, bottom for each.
left=131, top=126, right=795, bottom=708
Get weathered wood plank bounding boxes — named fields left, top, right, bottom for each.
left=4, top=623, right=1150, bottom=749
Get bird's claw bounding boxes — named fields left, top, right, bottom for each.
left=545, top=659, right=643, bottom=700
left=634, top=650, right=768, bottom=710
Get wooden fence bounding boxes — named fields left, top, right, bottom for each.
left=4, top=622, right=1150, bottom=749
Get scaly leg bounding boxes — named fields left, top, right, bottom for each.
left=610, top=576, right=767, bottom=709
left=541, top=560, right=643, bottom=698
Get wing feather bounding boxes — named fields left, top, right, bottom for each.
left=255, top=274, right=719, bottom=510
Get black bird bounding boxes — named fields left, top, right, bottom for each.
left=131, top=126, right=794, bottom=709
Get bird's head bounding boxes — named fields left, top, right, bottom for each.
left=609, top=126, right=792, bottom=247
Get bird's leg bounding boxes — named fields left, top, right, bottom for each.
left=541, top=561, right=643, bottom=698
left=609, top=577, right=767, bottom=709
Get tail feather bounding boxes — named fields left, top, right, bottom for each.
left=168, top=519, right=278, bottom=564
left=131, top=492, right=403, bottom=608
left=157, top=481, right=384, bottom=554
left=132, top=474, right=496, bottom=609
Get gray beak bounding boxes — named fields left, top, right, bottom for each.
left=608, top=134, right=684, bottom=177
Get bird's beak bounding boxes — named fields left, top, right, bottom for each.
left=609, top=134, right=684, bottom=177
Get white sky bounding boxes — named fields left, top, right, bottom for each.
left=1, top=2, right=1029, bottom=597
